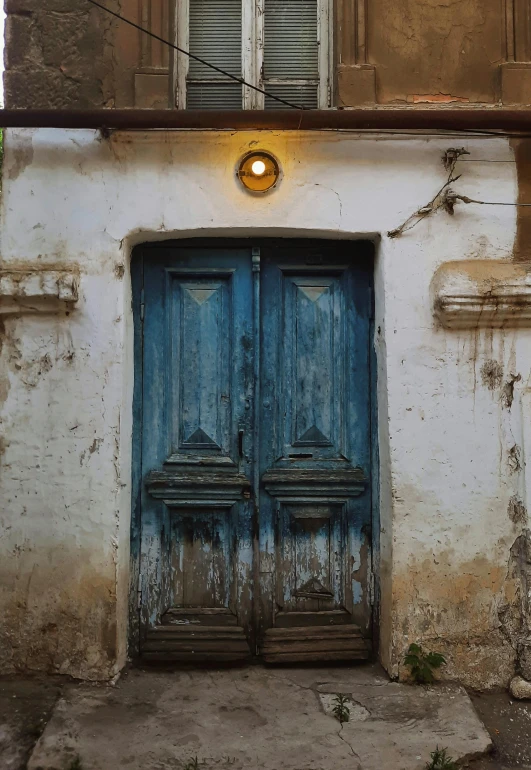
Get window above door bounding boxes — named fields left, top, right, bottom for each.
left=175, top=0, right=332, bottom=109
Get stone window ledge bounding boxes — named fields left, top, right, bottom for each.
left=432, top=260, right=531, bottom=329
left=0, top=270, right=79, bottom=314
left=500, top=62, right=531, bottom=106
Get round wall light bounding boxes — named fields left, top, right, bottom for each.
left=237, top=151, right=280, bottom=193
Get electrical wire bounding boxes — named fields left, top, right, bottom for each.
left=85, top=0, right=305, bottom=111
left=453, top=196, right=531, bottom=206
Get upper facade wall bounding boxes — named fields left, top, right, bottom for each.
left=4, top=0, right=114, bottom=109
left=4, top=0, right=531, bottom=108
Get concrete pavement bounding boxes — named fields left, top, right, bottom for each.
left=28, top=664, right=492, bottom=770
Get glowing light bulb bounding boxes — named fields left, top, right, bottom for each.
left=251, top=160, right=266, bottom=176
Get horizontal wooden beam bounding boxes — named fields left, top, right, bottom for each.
left=1, top=108, right=531, bottom=131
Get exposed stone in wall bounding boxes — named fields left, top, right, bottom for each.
left=498, top=531, right=531, bottom=683
left=4, top=0, right=116, bottom=109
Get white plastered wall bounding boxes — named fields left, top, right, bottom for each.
left=0, top=128, right=527, bottom=686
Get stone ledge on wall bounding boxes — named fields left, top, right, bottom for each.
left=500, top=63, right=531, bottom=105
left=0, top=269, right=79, bottom=314
left=432, top=260, right=531, bottom=328
left=336, top=65, right=376, bottom=107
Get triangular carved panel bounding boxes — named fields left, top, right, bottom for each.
left=294, top=577, right=334, bottom=599
left=298, top=285, right=329, bottom=303
left=184, top=428, right=219, bottom=447
left=186, top=288, right=217, bottom=306
left=296, top=425, right=329, bottom=445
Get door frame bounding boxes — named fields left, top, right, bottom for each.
left=128, top=237, right=379, bottom=659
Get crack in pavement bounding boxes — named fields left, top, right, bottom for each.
left=260, top=670, right=316, bottom=692
left=336, top=725, right=363, bottom=769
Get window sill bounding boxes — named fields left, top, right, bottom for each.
left=432, top=260, right=531, bottom=329
left=0, top=270, right=79, bottom=315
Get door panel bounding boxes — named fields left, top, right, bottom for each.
left=138, top=248, right=254, bottom=661
left=170, top=509, right=232, bottom=608
left=171, top=277, right=232, bottom=458
left=259, top=244, right=372, bottom=661
left=284, top=275, right=342, bottom=456
left=279, top=503, right=343, bottom=614
left=135, top=241, right=373, bottom=663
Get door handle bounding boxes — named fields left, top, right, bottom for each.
left=238, top=429, right=245, bottom=459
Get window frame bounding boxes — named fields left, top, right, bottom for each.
left=173, top=0, right=332, bottom=110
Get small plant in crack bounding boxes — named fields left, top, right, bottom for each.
left=332, top=694, right=350, bottom=724
left=67, top=757, right=83, bottom=770
left=425, top=746, right=458, bottom=770
left=404, top=643, right=446, bottom=685
left=182, top=757, right=201, bottom=770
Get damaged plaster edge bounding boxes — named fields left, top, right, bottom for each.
left=522, top=389, right=531, bottom=515
left=431, top=260, right=531, bottom=329
left=0, top=269, right=80, bottom=314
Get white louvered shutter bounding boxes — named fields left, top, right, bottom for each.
left=186, top=0, right=243, bottom=109
left=263, top=0, right=319, bottom=109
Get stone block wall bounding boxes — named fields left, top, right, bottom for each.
left=4, top=0, right=112, bottom=108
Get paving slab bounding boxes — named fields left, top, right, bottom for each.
left=0, top=677, right=63, bottom=770
left=28, top=664, right=492, bottom=770
left=468, top=689, right=531, bottom=769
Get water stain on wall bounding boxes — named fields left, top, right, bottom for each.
left=393, top=551, right=520, bottom=688
left=0, top=555, right=118, bottom=680
left=510, top=139, right=531, bottom=263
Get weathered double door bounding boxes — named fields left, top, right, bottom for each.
left=137, top=241, right=373, bottom=662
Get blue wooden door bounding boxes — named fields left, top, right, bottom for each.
left=259, top=243, right=373, bottom=661
left=137, top=246, right=255, bottom=661
left=135, top=241, right=373, bottom=662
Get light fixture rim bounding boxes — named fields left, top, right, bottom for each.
left=237, top=149, right=281, bottom=194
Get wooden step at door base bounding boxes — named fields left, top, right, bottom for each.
left=262, top=625, right=371, bottom=663
left=141, top=622, right=252, bottom=663
left=163, top=608, right=238, bottom=627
